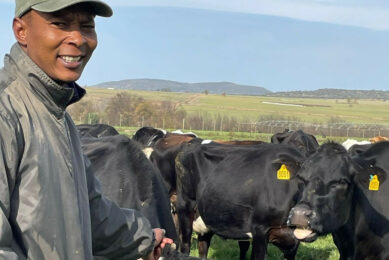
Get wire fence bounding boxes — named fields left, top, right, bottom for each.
left=253, top=121, right=389, bottom=138
left=82, top=113, right=389, bottom=139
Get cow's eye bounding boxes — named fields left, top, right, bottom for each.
left=338, top=179, right=348, bottom=186
left=328, top=181, right=340, bottom=189
left=330, top=183, right=338, bottom=189
left=329, top=180, right=347, bottom=189
left=296, top=175, right=307, bottom=185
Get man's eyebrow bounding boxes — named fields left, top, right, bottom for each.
left=47, top=12, right=95, bottom=22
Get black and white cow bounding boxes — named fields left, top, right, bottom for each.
left=77, top=123, right=119, bottom=137
left=175, top=142, right=307, bottom=259
left=288, top=141, right=389, bottom=259
left=132, top=126, right=167, bottom=147
left=271, top=129, right=319, bottom=157
left=148, top=137, right=268, bottom=258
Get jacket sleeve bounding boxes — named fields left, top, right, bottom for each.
left=0, top=110, right=25, bottom=259
left=84, top=155, right=155, bottom=259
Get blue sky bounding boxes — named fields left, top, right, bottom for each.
left=1, top=0, right=389, bottom=91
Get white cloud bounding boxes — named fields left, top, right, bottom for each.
left=106, top=0, right=389, bottom=30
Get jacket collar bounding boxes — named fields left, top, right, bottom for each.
left=5, top=43, right=85, bottom=118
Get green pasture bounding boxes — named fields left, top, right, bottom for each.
left=190, top=234, right=339, bottom=260
left=84, top=87, right=389, bottom=125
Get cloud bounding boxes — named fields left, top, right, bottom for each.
left=107, top=0, right=389, bottom=30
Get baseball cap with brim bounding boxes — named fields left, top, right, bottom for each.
left=15, top=0, right=113, bottom=18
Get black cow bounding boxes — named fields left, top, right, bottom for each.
left=80, top=134, right=178, bottom=243
left=148, top=137, right=265, bottom=258
left=149, top=135, right=201, bottom=195
left=288, top=142, right=389, bottom=259
left=271, top=129, right=319, bottom=157
left=175, top=142, right=306, bottom=260
left=77, top=123, right=119, bottom=137
left=348, top=142, right=373, bottom=156
left=132, top=126, right=167, bottom=147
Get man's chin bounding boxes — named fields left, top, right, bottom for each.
left=53, top=72, right=82, bottom=84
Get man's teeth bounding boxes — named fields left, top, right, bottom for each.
left=61, top=56, right=81, bottom=63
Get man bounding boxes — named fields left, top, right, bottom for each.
left=0, top=0, right=172, bottom=259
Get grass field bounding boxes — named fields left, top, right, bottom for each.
left=84, top=87, right=389, bottom=125
left=190, top=234, right=339, bottom=260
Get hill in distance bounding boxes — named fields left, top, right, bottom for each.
left=93, top=79, right=271, bottom=96
left=267, top=88, right=389, bottom=100
left=93, top=79, right=389, bottom=99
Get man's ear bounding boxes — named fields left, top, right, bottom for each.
left=13, top=17, right=28, bottom=48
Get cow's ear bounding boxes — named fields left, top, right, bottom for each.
left=271, top=133, right=286, bottom=144
left=272, top=154, right=304, bottom=178
left=353, top=163, right=387, bottom=190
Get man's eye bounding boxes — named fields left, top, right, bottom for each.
left=52, top=22, right=66, bottom=27
left=83, top=24, right=95, bottom=29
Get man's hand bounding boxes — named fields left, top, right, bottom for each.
left=143, top=228, right=174, bottom=260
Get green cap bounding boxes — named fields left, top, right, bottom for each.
left=15, top=0, right=113, bottom=18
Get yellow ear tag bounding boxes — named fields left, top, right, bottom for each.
left=369, top=175, right=380, bottom=191
left=277, top=164, right=290, bottom=180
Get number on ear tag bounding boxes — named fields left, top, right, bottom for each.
left=369, top=175, right=380, bottom=191
left=277, top=164, right=290, bottom=180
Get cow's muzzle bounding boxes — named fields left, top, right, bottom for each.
left=287, top=205, right=317, bottom=242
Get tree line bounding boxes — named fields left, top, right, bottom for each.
left=68, top=92, right=259, bottom=132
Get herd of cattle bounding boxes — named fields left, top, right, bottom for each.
left=77, top=124, right=389, bottom=260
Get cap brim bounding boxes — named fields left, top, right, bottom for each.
left=32, top=0, right=113, bottom=17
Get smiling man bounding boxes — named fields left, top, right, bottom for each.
left=0, top=1, right=172, bottom=259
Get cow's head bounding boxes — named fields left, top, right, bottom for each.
left=287, top=142, right=357, bottom=242
left=271, top=129, right=319, bottom=157
left=288, top=141, right=388, bottom=242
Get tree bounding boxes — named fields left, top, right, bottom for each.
left=135, top=102, right=154, bottom=122
left=68, top=99, right=99, bottom=124
left=104, top=92, right=144, bottom=126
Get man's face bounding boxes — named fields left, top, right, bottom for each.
left=19, top=6, right=97, bottom=83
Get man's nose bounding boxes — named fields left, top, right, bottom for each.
left=66, top=28, right=86, bottom=47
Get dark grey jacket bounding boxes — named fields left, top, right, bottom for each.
left=0, top=43, right=154, bottom=260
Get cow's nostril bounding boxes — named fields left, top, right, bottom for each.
left=288, top=206, right=312, bottom=228
left=304, top=209, right=313, bottom=217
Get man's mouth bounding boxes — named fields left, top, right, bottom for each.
left=59, top=55, right=83, bottom=63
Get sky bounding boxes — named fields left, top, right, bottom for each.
left=1, top=0, right=389, bottom=92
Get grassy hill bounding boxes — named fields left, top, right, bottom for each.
left=82, top=87, right=389, bottom=125
left=267, top=88, right=389, bottom=99
left=93, top=78, right=271, bottom=96
left=92, top=79, right=389, bottom=99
